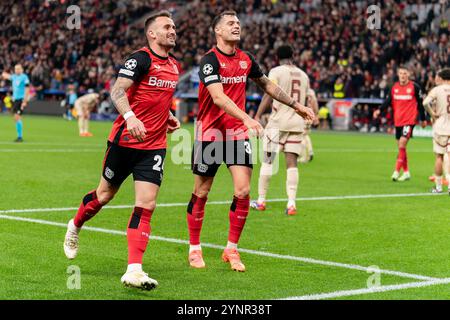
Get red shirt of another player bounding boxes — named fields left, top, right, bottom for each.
left=197, top=47, right=264, bottom=141
left=109, top=47, right=179, bottom=150
left=384, top=81, right=424, bottom=127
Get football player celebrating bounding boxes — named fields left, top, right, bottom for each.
left=63, top=11, right=180, bottom=290
left=423, top=68, right=450, bottom=194
left=378, top=66, right=426, bottom=182
left=186, top=11, right=315, bottom=272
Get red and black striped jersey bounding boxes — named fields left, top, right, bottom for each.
left=109, top=47, right=179, bottom=150
left=196, top=47, right=264, bottom=141
left=381, top=81, right=425, bottom=127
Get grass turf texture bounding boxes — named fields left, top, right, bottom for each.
left=0, top=114, right=449, bottom=300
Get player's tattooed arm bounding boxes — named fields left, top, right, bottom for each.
left=253, top=75, right=315, bottom=121
left=254, top=75, right=296, bottom=108
left=110, top=77, right=133, bottom=115
left=111, top=77, right=147, bottom=142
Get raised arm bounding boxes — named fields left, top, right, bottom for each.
left=1, top=71, right=10, bottom=80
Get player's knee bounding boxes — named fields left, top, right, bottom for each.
left=135, top=199, right=156, bottom=211
left=234, top=186, right=250, bottom=199
left=97, top=190, right=114, bottom=205
left=194, top=187, right=210, bottom=199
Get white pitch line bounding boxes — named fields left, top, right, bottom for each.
left=0, top=192, right=443, bottom=215
left=0, top=214, right=439, bottom=282
left=280, top=278, right=450, bottom=300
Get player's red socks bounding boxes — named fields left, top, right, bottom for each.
left=396, top=147, right=407, bottom=172
left=187, top=193, right=207, bottom=245
left=127, top=207, right=153, bottom=264
left=402, top=148, right=409, bottom=172
left=73, top=190, right=103, bottom=228
left=228, top=196, right=250, bottom=244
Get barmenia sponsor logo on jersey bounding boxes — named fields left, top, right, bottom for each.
left=221, top=75, right=247, bottom=84
left=204, top=74, right=247, bottom=84
left=148, top=76, right=178, bottom=88
left=393, top=94, right=413, bottom=100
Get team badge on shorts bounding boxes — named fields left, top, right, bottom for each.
left=197, top=164, right=208, bottom=173
left=105, top=167, right=115, bottom=179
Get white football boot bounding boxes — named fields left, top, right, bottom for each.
left=391, top=171, right=400, bottom=181
left=64, top=219, right=80, bottom=259
left=397, top=172, right=411, bottom=182
left=121, top=271, right=158, bottom=290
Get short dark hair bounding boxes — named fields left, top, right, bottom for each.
left=438, top=68, right=450, bottom=80
left=144, top=10, right=172, bottom=33
left=211, top=10, right=237, bottom=32
left=277, top=45, right=294, bottom=60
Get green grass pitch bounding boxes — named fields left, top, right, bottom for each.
left=0, top=114, right=449, bottom=300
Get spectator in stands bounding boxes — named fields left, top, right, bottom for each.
left=333, top=77, right=345, bottom=99
left=0, top=0, right=447, bottom=103
left=318, top=105, right=332, bottom=130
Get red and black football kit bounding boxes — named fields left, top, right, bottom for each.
left=380, top=80, right=425, bottom=174
left=72, top=47, right=179, bottom=267
left=104, top=47, right=179, bottom=186
left=192, top=47, right=264, bottom=177
left=381, top=81, right=426, bottom=140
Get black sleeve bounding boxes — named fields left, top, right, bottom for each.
left=246, top=51, right=264, bottom=79
left=198, top=52, right=221, bottom=86
left=117, top=50, right=151, bottom=82
left=379, top=87, right=392, bottom=113
left=413, top=82, right=426, bottom=121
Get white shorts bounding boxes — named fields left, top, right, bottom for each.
left=433, top=133, right=450, bottom=154
left=263, top=129, right=304, bottom=156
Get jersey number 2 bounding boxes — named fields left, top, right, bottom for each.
left=153, top=155, right=163, bottom=172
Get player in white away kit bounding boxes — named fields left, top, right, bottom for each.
left=252, top=45, right=311, bottom=215
left=423, top=68, right=450, bottom=194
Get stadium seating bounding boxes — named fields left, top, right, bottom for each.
left=0, top=0, right=448, bottom=100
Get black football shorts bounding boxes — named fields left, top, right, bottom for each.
left=395, top=125, right=415, bottom=140
left=102, top=141, right=166, bottom=187
left=13, top=100, right=23, bottom=115
left=191, top=139, right=253, bottom=177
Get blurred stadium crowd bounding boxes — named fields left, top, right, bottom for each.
left=0, top=0, right=448, bottom=119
